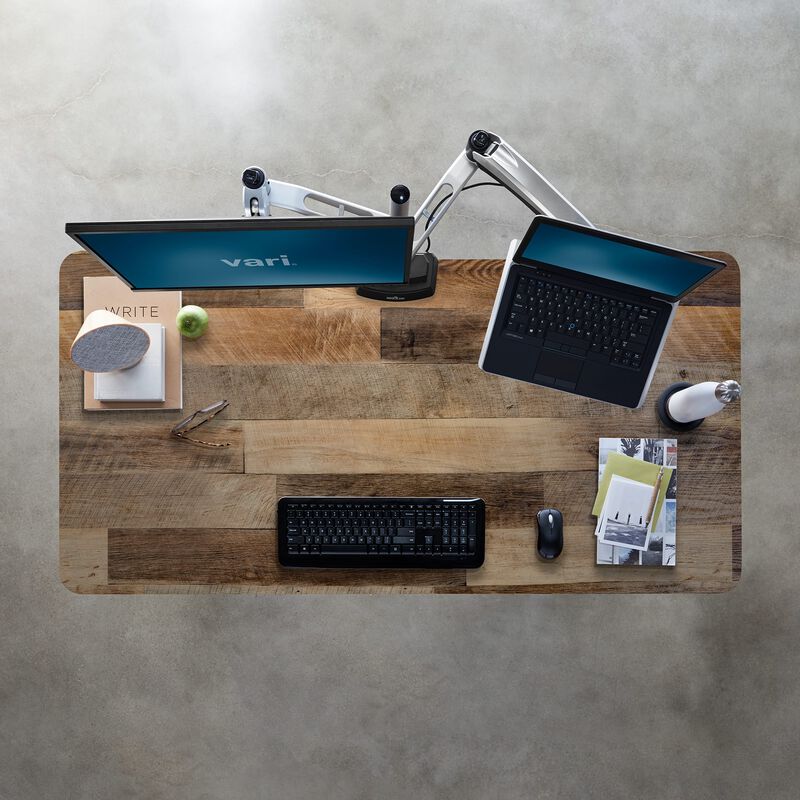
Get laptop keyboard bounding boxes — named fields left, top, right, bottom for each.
left=503, top=273, right=659, bottom=370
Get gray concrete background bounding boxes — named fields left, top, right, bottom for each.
left=1, top=1, right=798, bottom=797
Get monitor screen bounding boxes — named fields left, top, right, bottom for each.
left=65, top=217, right=414, bottom=290
left=518, top=218, right=723, bottom=300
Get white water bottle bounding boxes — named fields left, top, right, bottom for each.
left=667, top=380, right=741, bottom=423
left=657, top=379, right=741, bottom=430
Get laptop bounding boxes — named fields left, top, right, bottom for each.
left=479, top=216, right=725, bottom=408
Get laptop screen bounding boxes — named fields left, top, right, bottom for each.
left=518, top=218, right=723, bottom=300
left=65, top=217, right=413, bottom=291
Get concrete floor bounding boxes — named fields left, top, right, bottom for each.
left=1, top=1, right=799, bottom=797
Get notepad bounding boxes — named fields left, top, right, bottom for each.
left=94, top=323, right=165, bottom=402
left=594, top=438, right=678, bottom=567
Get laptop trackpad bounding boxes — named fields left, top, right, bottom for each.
left=533, top=350, right=583, bottom=390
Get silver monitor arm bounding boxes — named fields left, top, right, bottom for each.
left=242, top=165, right=386, bottom=220
left=241, top=130, right=592, bottom=251
left=411, top=130, right=593, bottom=254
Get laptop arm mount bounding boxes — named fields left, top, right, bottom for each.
left=241, top=130, right=592, bottom=257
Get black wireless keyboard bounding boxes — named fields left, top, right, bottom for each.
left=278, top=497, right=485, bottom=569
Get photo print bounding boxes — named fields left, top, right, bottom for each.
left=597, top=543, right=614, bottom=565
left=597, top=475, right=653, bottom=551
left=613, top=547, right=640, bottom=566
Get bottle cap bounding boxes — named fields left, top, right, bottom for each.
left=715, top=380, right=741, bottom=403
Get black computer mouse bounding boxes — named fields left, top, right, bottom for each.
left=536, top=508, right=563, bottom=560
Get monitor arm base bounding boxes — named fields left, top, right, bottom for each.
left=356, top=252, right=438, bottom=302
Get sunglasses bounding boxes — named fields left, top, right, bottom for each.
left=170, top=400, right=231, bottom=447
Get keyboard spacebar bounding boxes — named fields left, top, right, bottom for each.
left=320, top=546, right=368, bottom=555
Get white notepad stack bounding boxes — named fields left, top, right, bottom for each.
left=93, top=323, right=166, bottom=402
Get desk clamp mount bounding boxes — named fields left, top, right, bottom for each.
left=241, top=130, right=592, bottom=301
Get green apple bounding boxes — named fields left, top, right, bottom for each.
left=176, top=305, right=209, bottom=339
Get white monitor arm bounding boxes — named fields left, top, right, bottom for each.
left=411, top=130, right=593, bottom=253
left=241, top=130, right=592, bottom=257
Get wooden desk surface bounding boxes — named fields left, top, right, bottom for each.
left=59, top=251, right=741, bottom=594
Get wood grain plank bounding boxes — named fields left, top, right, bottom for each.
left=107, top=528, right=465, bottom=588
left=59, top=310, right=83, bottom=362
left=678, top=253, right=740, bottom=307
left=60, top=527, right=107, bottom=593
left=185, top=308, right=381, bottom=365
left=467, top=524, right=732, bottom=589
left=380, top=308, right=487, bottom=363
left=185, top=287, right=304, bottom=309
left=540, top=469, right=740, bottom=527
left=663, top=307, right=740, bottom=363
left=277, top=473, right=543, bottom=528
left=59, top=366, right=193, bottom=422
left=245, top=417, right=739, bottom=475
left=305, top=254, right=740, bottom=310
left=60, top=420, right=243, bottom=473
left=61, top=473, right=276, bottom=529
left=459, top=579, right=733, bottom=594
left=381, top=305, right=740, bottom=364
left=679, top=468, right=742, bottom=525
left=59, top=252, right=303, bottom=310
left=304, top=259, right=505, bottom=310
left=276, top=469, right=738, bottom=529
left=57, top=583, right=420, bottom=595
left=61, top=307, right=383, bottom=366
left=59, top=358, right=741, bottom=422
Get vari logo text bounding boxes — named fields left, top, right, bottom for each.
left=221, top=255, right=296, bottom=267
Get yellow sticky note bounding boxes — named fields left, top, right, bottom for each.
left=592, top=453, right=674, bottom=529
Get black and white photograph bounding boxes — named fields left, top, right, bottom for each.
left=618, top=438, right=643, bottom=459
left=662, top=503, right=677, bottom=566
left=666, top=469, right=678, bottom=500
left=597, top=474, right=654, bottom=551
left=642, top=438, right=664, bottom=465
left=613, top=547, right=640, bottom=566
left=641, top=541, right=663, bottom=566
left=602, top=517, right=650, bottom=549
left=597, top=543, right=614, bottom=565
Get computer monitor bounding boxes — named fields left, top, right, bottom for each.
left=65, top=216, right=414, bottom=291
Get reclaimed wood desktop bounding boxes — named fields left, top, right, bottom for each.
left=59, top=251, right=741, bottom=594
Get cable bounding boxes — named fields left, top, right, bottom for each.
left=424, top=181, right=503, bottom=252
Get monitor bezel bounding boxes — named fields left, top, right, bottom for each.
left=513, top=216, right=725, bottom=302
left=65, top=216, right=415, bottom=291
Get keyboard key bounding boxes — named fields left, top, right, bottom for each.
left=544, top=331, right=581, bottom=349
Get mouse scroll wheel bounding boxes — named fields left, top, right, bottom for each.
left=548, top=513, right=554, bottom=525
